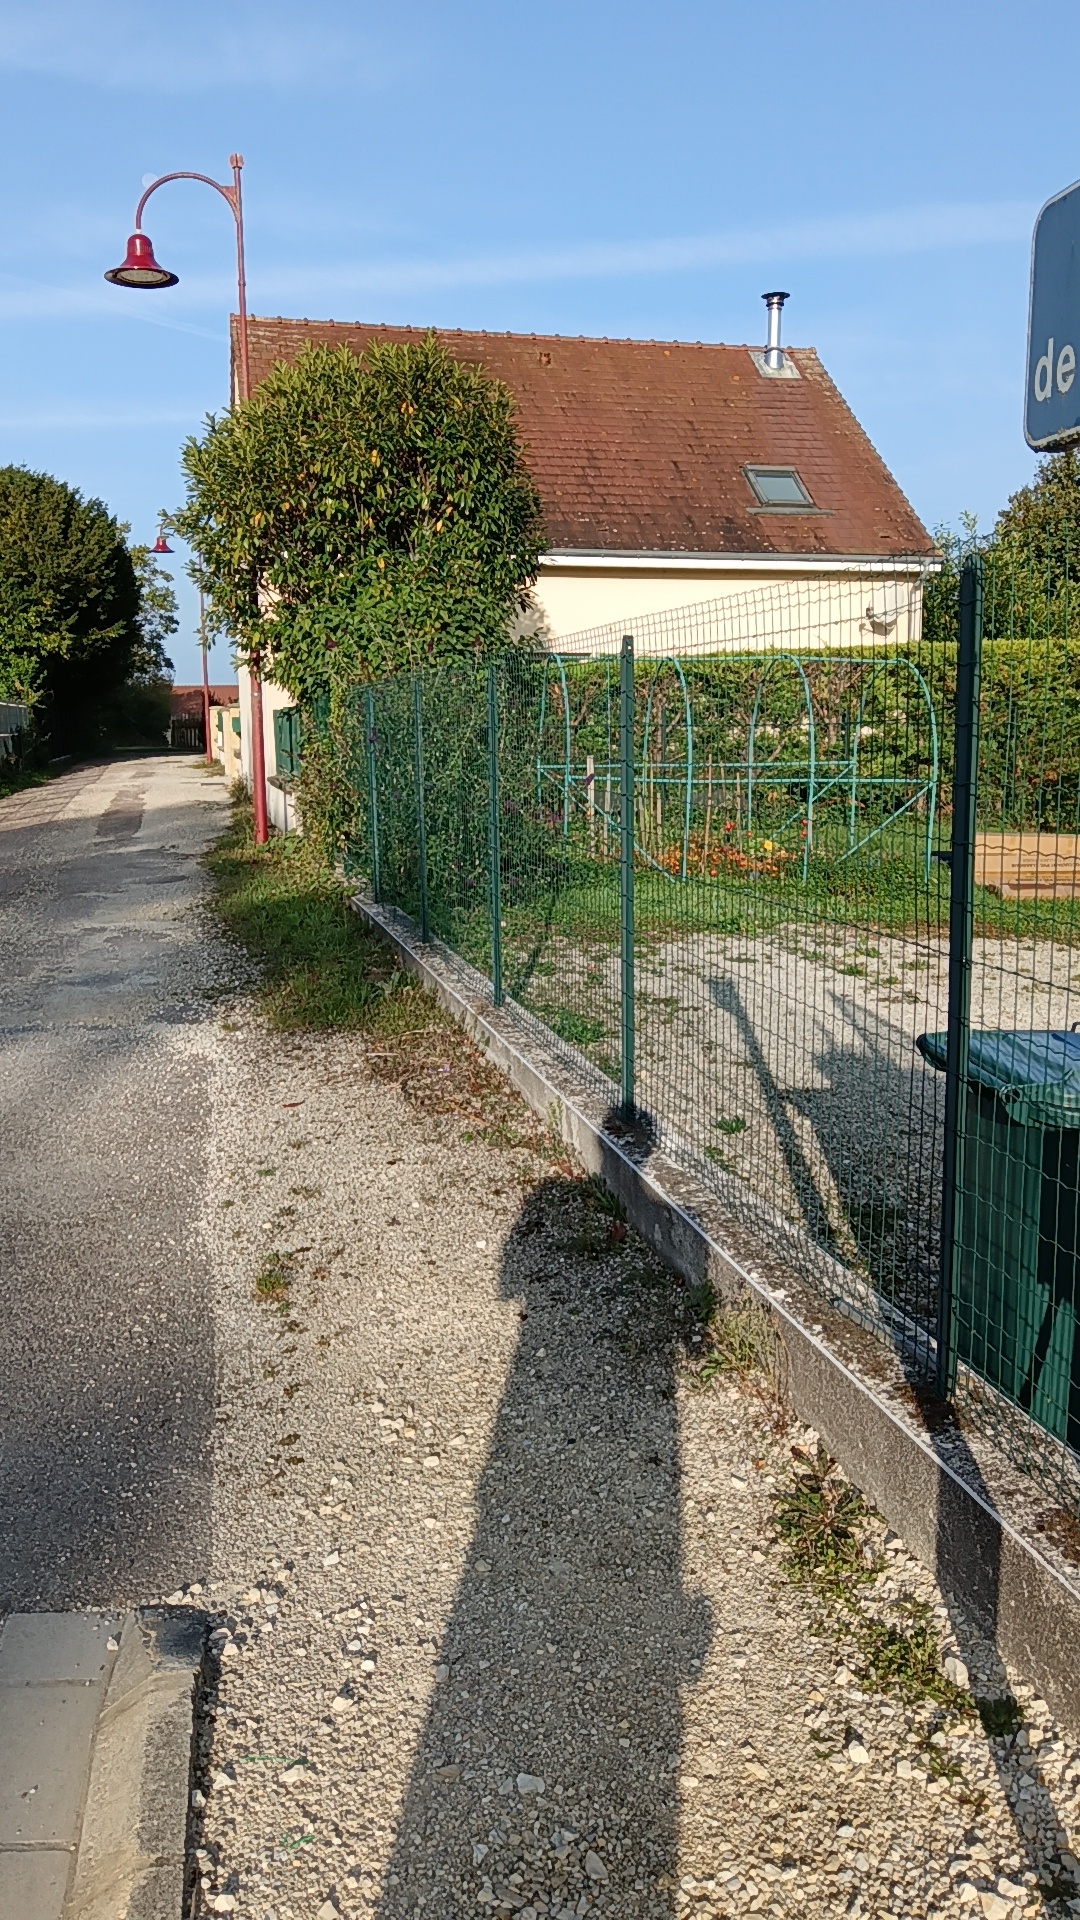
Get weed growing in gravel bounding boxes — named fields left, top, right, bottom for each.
left=853, top=1600, right=969, bottom=1710
left=771, top=1445, right=878, bottom=1599
left=583, top=1173, right=626, bottom=1220
left=254, top=1253, right=293, bottom=1305
left=976, top=1693, right=1024, bottom=1739
left=695, top=1296, right=778, bottom=1387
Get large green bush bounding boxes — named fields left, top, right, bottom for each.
left=172, top=335, right=546, bottom=707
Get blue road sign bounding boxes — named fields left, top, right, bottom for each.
left=1026, top=180, right=1080, bottom=451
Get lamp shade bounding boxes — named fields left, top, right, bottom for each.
left=104, top=232, right=179, bottom=290
left=152, top=533, right=173, bottom=554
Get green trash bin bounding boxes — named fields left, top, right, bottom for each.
left=917, top=1028, right=1080, bottom=1451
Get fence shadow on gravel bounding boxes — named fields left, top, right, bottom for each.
left=375, top=1175, right=712, bottom=1920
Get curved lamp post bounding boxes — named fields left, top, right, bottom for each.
left=105, top=155, right=269, bottom=842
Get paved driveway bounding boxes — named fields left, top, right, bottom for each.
left=0, top=757, right=230, bottom=1609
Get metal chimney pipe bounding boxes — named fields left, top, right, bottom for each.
left=762, top=290, right=790, bottom=370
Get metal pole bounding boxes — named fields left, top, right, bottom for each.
left=230, top=155, right=252, bottom=405
left=364, top=688, right=381, bottom=903
left=619, top=635, right=636, bottom=1118
left=231, top=155, right=268, bottom=846
left=936, top=553, right=983, bottom=1399
left=413, top=674, right=430, bottom=942
left=199, top=591, right=213, bottom=766
left=487, top=664, right=504, bottom=1006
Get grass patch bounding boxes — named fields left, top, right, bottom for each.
left=205, top=796, right=568, bottom=1166
left=255, top=1252, right=293, bottom=1304
left=204, top=798, right=417, bottom=1031
left=0, top=761, right=57, bottom=801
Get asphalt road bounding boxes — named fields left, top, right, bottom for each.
left=0, top=757, right=231, bottom=1610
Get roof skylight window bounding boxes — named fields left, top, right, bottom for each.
left=744, top=465, right=814, bottom=508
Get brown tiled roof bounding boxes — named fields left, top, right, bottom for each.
left=171, top=684, right=238, bottom=717
left=236, top=317, right=933, bottom=559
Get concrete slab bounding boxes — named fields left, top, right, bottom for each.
left=0, top=1613, right=121, bottom=1873
left=0, top=1608, right=205, bottom=1920
left=0, top=1679, right=106, bottom=1845
left=0, top=1611, right=118, bottom=1683
left=0, top=1848, right=71, bottom=1920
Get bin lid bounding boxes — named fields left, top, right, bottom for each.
left=916, top=1028, right=1080, bottom=1126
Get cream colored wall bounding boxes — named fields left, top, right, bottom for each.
left=236, top=665, right=299, bottom=834
left=532, top=563, right=927, bottom=654
left=210, top=703, right=242, bottom=785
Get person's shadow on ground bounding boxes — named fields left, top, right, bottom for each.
left=375, top=1173, right=713, bottom=1920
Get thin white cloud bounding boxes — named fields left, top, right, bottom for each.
left=247, top=198, right=1036, bottom=304
left=0, top=197, right=1036, bottom=327
left=0, top=0, right=398, bottom=92
left=0, top=272, right=225, bottom=340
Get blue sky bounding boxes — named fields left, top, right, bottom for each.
left=0, top=0, right=1073, bottom=680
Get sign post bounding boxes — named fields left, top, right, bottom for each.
left=1026, top=179, right=1080, bottom=451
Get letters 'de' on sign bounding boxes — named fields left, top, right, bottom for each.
left=1026, top=179, right=1080, bottom=451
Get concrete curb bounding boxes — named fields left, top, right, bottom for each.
left=354, top=893, right=1080, bottom=1732
left=65, top=1608, right=207, bottom=1920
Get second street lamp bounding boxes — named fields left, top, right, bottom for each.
left=105, top=154, right=269, bottom=843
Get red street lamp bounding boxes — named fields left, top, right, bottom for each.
left=105, top=155, right=268, bottom=843
left=151, top=516, right=173, bottom=555
left=104, top=232, right=178, bottom=290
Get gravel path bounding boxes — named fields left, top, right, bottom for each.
left=185, top=965, right=1080, bottom=1920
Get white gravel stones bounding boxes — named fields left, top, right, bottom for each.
left=945, top=1653, right=972, bottom=1691
left=188, top=990, right=1080, bottom=1920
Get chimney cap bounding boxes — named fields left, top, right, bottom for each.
left=762, top=291, right=790, bottom=370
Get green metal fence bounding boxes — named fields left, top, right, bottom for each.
left=337, top=562, right=1080, bottom=1520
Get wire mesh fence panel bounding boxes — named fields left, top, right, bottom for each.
left=333, top=556, right=1080, bottom=1517
left=492, top=653, right=627, bottom=1099
left=621, top=634, right=948, bottom=1374
left=930, top=549, right=1080, bottom=1516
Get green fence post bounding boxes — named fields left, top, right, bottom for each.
left=619, top=634, right=635, bottom=1117
left=364, top=688, right=381, bottom=903
left=486, top=663, right=504, bottom=1006
left=937, top=553, right=983, bottom=1399
left=412, top=673, right=430, bottom=943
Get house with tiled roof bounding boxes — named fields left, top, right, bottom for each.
left=237, top=305, right=934, bottom=638
left=230, top=304, right=936, bottom=820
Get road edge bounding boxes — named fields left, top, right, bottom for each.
left=65, top=1607, right=207, bottom=1920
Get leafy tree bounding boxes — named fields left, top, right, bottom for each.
left=0, top=466, right=174, bottom=748
left=172, top=335, right=547, bottom=703
left=128, top=546, right=178, bottom=684
left=985, top=450, right=1080, bottom=637
left=994, top=447, right=1080, bottom=576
